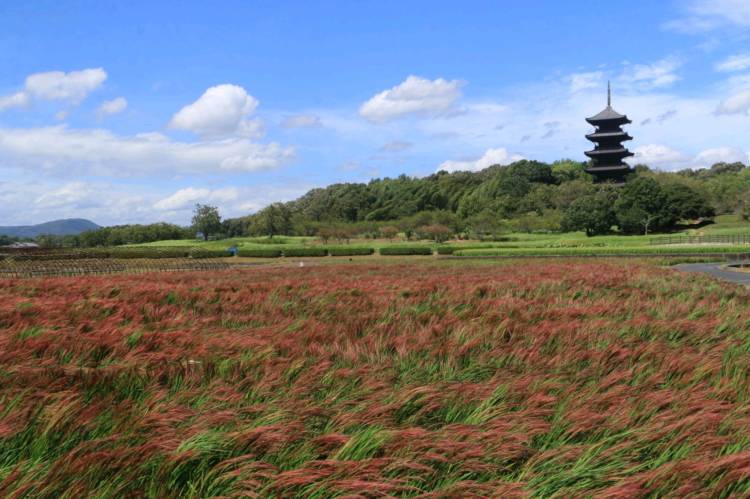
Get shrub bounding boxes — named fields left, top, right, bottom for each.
left=379, top=246, right=433, bottom=256
left=237, top=248, right=282, bottom=258
left=282, top=247, right=328, bottom=257
left=436, top=245, right=495, bottom=255
left=110, top=248, right=188, bottom=259
left=327, top=247, right=375, bottom=256
left=188, top=248, right=229, bottom=259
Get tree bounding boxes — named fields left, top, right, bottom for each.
left=379, top=226, right=399, bottom=241
left=614, top=177, right=675, bottom=234
left=662, top=182, right=715, bottom=221
left=192, top=204, right=222, bottom=241
left=256, top=203, right=293, bottom=238
left=561, top=188, right=618, bottom=236
left=417, top=224, right=451, bottom=242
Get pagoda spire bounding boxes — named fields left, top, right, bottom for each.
left=584, top=84, right=634, bottom=184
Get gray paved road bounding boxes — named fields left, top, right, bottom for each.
left=674, top=262, right=750, bottom=286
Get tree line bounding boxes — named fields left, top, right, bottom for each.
left=25, top=159, right=750, bottom=247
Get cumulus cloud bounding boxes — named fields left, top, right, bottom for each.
left=716, top=88, right=750, bottom=115
left=0, top=68, right=106, bottom=111
left=359, top=75, right=464, bottom=122
left=715, top=54, right=750, bottom=72
left=633, top=144, right=690, bottom=167
left=154, top=187, right=239, bottom=211
left=169, top=84, right=262, bottom=138
left=96, top=97, right=127, bottom=119
left=438, top=147, right=524, bottom=173
left=693, top=146, right=749, bottom=167
left=633, top=145, right=750, bottom=170
left=0, top=126, right=294, bottom=176
left=281, top=114, right=322, bottom=128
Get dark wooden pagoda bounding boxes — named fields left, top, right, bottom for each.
left=584, top=83, right=634, bottom=183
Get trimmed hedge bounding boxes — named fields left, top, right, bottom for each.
left=109, top=248, right=189, bottom=259
left=327, top=247, right=375, bottom=256
left=379, top=246, right=433, bottom=256
left=436, top=245, right=496, bottom=255
left=188, top=248, right=230, bottom=259
left=238, top=248, right=282, bottom=258
left=453, top=246, right=750, bottom=257
left=282, top=247, right=328, bottom=257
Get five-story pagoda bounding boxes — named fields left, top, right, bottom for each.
left=584, top=83, right=634, bottom=183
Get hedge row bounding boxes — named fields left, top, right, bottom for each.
left=237, top=248, right=283, bottom=258
left=282, top=247, right=329, bottom=257
left=436, top=245, right=500, bottom=255
left=328, top=247, right=375, bottom=256
left=452, top=245, right=750, bottom=257
left=379, top=246, right=433, bottom=256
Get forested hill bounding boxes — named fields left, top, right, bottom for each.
left=0, top=218, right=100, bottom=238
left=222, top=159, right=748, bottom=237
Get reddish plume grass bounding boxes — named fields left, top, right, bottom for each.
left=1, top=259, right=750, bottom=496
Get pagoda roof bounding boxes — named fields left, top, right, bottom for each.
left=584, top=147, right=634, bottom=157
left=586, top=106, right=631, bottom=124
left=585, top=164, right=632, bottom=172
left=586, top=131, right=633, bottom=140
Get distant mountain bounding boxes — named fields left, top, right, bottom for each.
left=0, top=219, right=101, bottom=238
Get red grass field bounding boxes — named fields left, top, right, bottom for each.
left=2, top=259, right=750, bottom=497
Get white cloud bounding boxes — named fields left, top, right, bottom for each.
left=716, top=88, right=750, bottom=115
left=665, top=0, right=750, bottom=32
left=0, top=68, right=107, bottom=111
left=693, top=146, right=748, bottom=167
left=154, top=187, right=239, bottom=211
left=359, top=75, right=464, bottom=122
left=633, top=144, right=690, bottom=167
left=569, top=71, right=603, bottom=93
left=281, top=114, right=322, bottom=128
left=96, top=97, right=127, bottom=119
left=620, top=57, right=683, bottom=88
left=0, top=179, right=314, bottom=226
left=169, top=84, right=262, bottom=138
left=632, top=145, right=749, bottom=170
left=0, top=126, right=294, bottom=176
left=0, top=92, right=29, bottom=111
left=438, top=147, right=524, bottom=173
left=715, top=54, right=750, bottom=72
left=35, top=181, right=97, bottom=209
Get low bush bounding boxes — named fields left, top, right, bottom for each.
left=452, top=246, right=750, bottom=257
left=327, top=247, right=375, bottom=256
left=109, top=248, right=188, bottom=259
left=436, top=245, right=496, bottom=255
left=379, top=246, right=433, bottom=256
left=282, top=247, right=328, bottom=257
left=238, top=248, right=282, bottom=258
left=188, top=248, right=229, bottom=259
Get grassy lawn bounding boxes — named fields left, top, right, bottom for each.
left=127, top=215, right=750, bottom=256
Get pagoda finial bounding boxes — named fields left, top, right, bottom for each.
left=607, top=81, right=611, bottom=107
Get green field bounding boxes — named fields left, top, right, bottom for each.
left=127, top=215, right=750, bottom=257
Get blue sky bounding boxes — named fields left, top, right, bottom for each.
left=1, top=0, right=749, bottom=226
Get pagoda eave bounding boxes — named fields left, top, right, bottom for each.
left=585, top=164, right=632, bottom=172
left=586, top=132, right=633, bottom=141
left=584, top=148, right=634, bottom=158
